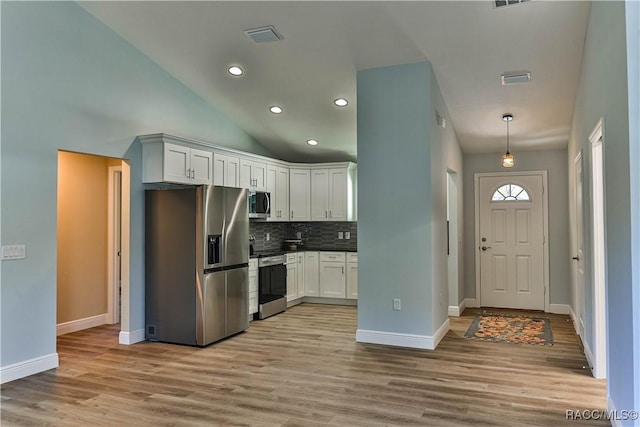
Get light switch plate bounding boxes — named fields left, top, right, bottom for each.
left=2, top=245, right=26, bottom=260
left=338, top=232, right=344, bottom=240
left=345, top=232, right=351, bottom=240
left=393, top=298, right=401, bottom=311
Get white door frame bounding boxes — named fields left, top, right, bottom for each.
left=447, top=170, right=461, bottom=315
left=107, top=165, right=122, bottom=325
left=590, top=118, right=607, bottom=379
left=573, top=151, right=586, bottom=338
left=474, top=171, right=550, bottom=311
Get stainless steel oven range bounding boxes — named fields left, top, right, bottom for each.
left=256, top=254, right=287, bottom=319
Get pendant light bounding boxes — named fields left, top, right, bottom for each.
left=502, top=113, right=515, bottom=168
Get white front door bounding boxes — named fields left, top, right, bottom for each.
left=478, top=174, right=545, bottom=310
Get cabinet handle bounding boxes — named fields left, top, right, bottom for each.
left=342, top=266, right=344, bottom=275
left=187, top=168, right=191, bottom=179
left=191, top=169, right=195, bottom=179
left=325, top=211, right=328, bottom=218
left=291, top=210, right=294, bottom=218
left=330, top=210, right=332, bottom=218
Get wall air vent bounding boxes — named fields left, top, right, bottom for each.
left=245, top=26, right=283, bottom=43
left=495, top=0, right=530, bottom=8
left=501, top=71, right=531, bottom=85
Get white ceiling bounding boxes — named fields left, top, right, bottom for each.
left=79, top=1, right=591, bottom=162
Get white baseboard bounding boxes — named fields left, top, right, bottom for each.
left=548, top=304, right=572, bottom=315
left=569, top=306, right=579, bottom=334
left=56, top=313, right=109, bottom=336
left=0, top=353, right=59, bottom=384
left=448, top=300, right=467, bottom=317
left=356, top=318, right=450, bottom=350
left=301, top=296, right=357, bottom=306
left=464, top=298, right=479, bottom=308
left=583, top=339, right=595, bottom=373
left=119, top=329, right=145, bottom=345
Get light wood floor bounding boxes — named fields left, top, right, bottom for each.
left=2, top=305, right=607, bottom=426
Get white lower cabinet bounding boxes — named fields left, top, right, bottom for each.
left=346, top=253, right=358, bottom=299
left=286, top=254, right=298, bottom=302
left=304, top=252, right=319, bottom=296
left=319, top=252, right=346, bottom=298
left=296, top=253, right=305, bottom=298
left=248, top=259, right=258, bottom=315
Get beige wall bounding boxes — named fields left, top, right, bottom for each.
left=57, top=151, right=110, bottom=324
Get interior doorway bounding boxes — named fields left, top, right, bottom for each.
left=590, top=118, right=607, bottom=379
left=57, top=151, right=128, bottom=338
left=447, top=170, right=460, bottom=315
left=475, top=171, right=549, bottom=311
left=573, top=152, right=585, bottom=338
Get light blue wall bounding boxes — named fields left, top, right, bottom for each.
left=567, top=0, right=637, bottom=417
left=357, top=62, right=434, bottom=336
left=1, top=2, right=271, bottom=369
left=357, top=61, right=462, bottom=339
left=429, top=69, right=464, bottom=325
left=626, top=0, right=640, bottom=417
left=463, top=150, right=570, bottom=306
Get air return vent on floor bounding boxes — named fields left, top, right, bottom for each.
left=495, top=0, right=530, bottom=8
left=245, top=26, right=283, bottom=43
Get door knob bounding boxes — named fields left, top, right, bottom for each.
left=481, top=246, right=492, bottom=251
left=572, top=256, right=580, bottom=261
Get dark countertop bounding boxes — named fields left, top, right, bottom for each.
left=250, top=248, right=357, bottom=258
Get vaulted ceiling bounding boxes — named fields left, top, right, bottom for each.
left=79, top=1, right=590, bottom=162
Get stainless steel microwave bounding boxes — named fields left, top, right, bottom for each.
left=249, top=191, right=270, bottom=219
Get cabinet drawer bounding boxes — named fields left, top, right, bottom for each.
left=286, top=253, right=297, bottom=263
left=347, top=253, right=358, bottom=263
left=320, top=252, right=346, bottom=262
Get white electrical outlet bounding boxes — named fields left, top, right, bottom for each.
left=393, top=298, right=401, bottom=311
left=266, top=233, right=271, bottom=241
left=338, top=232, right=344, bottom=240
left=345, top=231, right=351, bottom=240
left=2, top=245, right=26, bottom=260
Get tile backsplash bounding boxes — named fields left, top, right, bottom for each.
left=250, top=221, right=357, bottom=252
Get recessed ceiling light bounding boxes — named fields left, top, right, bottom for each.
left=306, top=139, right=319, bottom=146
left=269, top=106, right=283, bottom=114
left=334, top=98, right=349, bottom=107
left=228, top=66, right=244, bottom=76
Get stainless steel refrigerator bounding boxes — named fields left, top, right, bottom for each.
left=145, top=185, right=249, bottom=346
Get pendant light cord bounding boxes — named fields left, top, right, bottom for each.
left=506, top=119, right=510, bottom=154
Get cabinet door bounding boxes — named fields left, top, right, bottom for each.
left=277, top=167, right=290, bottom=221
left=296, top=254, right=305, bottom=298
left=328, top=168, right=347, bottom=220
left=265, top=165, right=279, bottom=222
left=248, top=261, right=259, bottom=314
left=304, top=252, right=319, bottom=297
left=190, top=148, right=213, bottom=185
left=252, top=161, right=267, bottom=191
left=346, top=262, right=358, bottom=299
left=289, top=169, right=311, bottom=221
left=286, top=263, right=298, bottom=302
left=213, top=153, right=240, bottom=187
left=239, top=159, right=253, bottom=189
left=310, top=169, right=329, bottom=221
left=163, top=143, right=190, bottom=184
left=319, top=261, right=346, bottom=298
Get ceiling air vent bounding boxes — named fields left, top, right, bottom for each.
left=495, top=0, right=530, bottom=8
left=245, top=26, right=283, bottom=43
left=501, top=71, right=531, bottom=86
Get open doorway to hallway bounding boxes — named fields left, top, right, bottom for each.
left=56, top=151, right=125, bottom=338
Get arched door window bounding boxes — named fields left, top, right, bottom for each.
left=491, top=183, right=530, bottom=201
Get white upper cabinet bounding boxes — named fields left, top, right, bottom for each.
left=141, top=137, right=212, bottom=185
left=311, top=169, right=330, bottom=221
left=266, top=164, right=290, bottom=221
left=309, top=166, right=356, bottom=221
left=239, top=159, right=266, bottom=191
left=290, top=168, right=311, bottom=221
left=213, top=153, right=240, bottom=187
